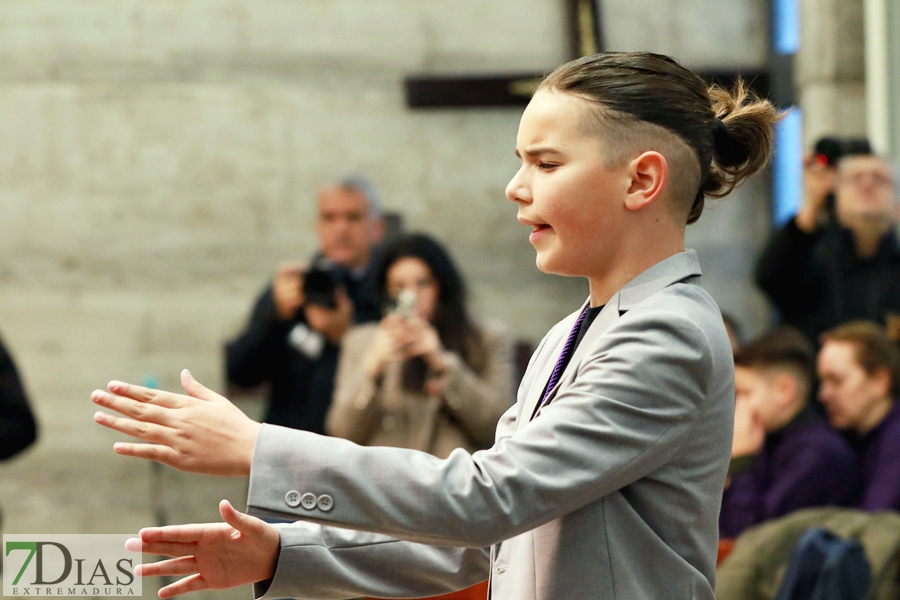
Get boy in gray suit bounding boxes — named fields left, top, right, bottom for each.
left=93, top=52, right=780, bottom=600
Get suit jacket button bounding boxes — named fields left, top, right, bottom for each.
left=300, top=492, right=318, bottom=510
left=316, top=494, right=334, bottom=512
left=284, top=490, right=302, bottom=508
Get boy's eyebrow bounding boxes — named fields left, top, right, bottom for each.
left=515, top=146, right=563, bottom=158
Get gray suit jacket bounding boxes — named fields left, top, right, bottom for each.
left=247, top=250, right=735, bottom=600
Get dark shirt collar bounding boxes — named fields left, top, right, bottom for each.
left=765, top=404, right=819, bottom=451
left=864, top=402, right=900, bottom=442
left=843, top=402, right=900, bottom=450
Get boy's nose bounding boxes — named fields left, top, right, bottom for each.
left=505, top=169, right=530, bottom=203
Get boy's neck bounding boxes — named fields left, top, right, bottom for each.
left=587, top=236, right=686, bottom=307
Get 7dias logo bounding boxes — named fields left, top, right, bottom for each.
left=3, top=535, right=141, bottom=597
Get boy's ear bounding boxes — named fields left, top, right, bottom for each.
left=623, top=151, right=668, bottom=211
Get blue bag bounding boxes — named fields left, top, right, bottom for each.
left=774, top=527, right=871, bottom=600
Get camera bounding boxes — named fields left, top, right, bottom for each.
left=302, top=259, right=351, bottom=309
left=813, top=136, right=872, bottom=168
left=389, top=289, right=417, bottom=319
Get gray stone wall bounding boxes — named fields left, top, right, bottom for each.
left=0, top=4, right=770, bottom=596
left=797, top=0, right=867, bottom=145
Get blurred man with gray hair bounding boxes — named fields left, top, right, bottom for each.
left=226, top=176, right=387, bottom=433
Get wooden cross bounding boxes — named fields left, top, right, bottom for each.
left=404, top=0, right=777, bottom=109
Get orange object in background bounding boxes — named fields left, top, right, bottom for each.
left=366, top=581, right=489, bottom=600
left=718, top=538, right=736, bottom=565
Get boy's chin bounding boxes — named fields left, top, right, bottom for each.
left=534, top=255, right=578, bottom=278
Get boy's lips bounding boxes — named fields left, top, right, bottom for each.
left=519, top=218, right=553, bottom=243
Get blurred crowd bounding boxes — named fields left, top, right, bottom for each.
left=715, top=139, right=900, bottom=599
left=722, top=138, right=900, bottom=534
left=1, top=136, right=899, bottom=595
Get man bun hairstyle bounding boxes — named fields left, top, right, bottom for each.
left=539, top=52, right=781, bottom=224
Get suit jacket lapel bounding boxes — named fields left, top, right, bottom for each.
left=527, top=250, right=704, bottom=420
left=529, top=297, right=621, bottom=420
left=518, top=301, right=589, bottom=428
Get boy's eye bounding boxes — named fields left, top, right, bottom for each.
left=538, top=162, right=558, bottom=170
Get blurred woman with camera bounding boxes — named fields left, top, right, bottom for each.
left=326, top=232, right=516, bottom=458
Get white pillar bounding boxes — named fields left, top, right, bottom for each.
left=863, top=0, right=890, bottom=155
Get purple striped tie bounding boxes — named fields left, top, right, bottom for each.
left=535, top=305, right=590, bottom=413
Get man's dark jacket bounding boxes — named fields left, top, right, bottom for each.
left=756, top=217, right=900, bottom=344
left=226, top=253, right=382, bottom=433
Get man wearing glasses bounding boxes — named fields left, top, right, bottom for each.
left=757, top=151, right=900, bottom=345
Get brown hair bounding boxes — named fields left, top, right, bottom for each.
left=734, top=326, right=815, bottom=389
left=538, top=52, right=781, bottom=224
left=820, top=321, right=900, bottom=397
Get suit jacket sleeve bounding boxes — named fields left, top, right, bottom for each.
left=247, top=308, right=713, bottom=549
left=255, top=521, right=489, bottom=600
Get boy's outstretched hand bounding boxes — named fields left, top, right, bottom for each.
left=128, top=499, right=280, bottom=599
left=92, top=369, right=261, bottom=477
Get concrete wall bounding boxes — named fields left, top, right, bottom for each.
left=797, top=0, right=867, bottom=146
left=0, top=3, right=769, bottom=597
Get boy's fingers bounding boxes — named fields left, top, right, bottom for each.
left=219, top=499, right=266, bottom=535
left=140, top=523, right=229, bottom=544
left=94, top=412, right=173, bottom=444
left=158, top=573, right=209, bottom=599
left=125, top=538, right=142, bottom=552
left=105, top=382, right=185, bottom=409
left=112, top=442, right=181, bottom=466
left=91, top=391, right=175, bottom=425
left=129, top=539, right=198, bottom=558
left=180, top=369, right=222, bottom=403
left=136, top=556, right=198, bottom=578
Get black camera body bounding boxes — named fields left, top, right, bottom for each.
left=302, top=259, right=351, bottom=309
left=301, top=256, right=352, bottom=308
left=813, top=136, right=872, bottom=168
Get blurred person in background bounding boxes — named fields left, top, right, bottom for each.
left=756, top=143, right=900, bottom=345
left=720, top=326, right=859, bottom=539
left=327, top=232, right=515, bottom=458
left=0, top=334, right=37, bottom=532
left=817, top=321, right=900, bottom=511
left=226, top=175, right=386, bottom=434
left=721, top=312, right=744, bottom=355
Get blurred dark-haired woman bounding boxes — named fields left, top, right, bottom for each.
left=326, top=233, right=515, bottom=458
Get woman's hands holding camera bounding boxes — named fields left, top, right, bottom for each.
left=363, top=314, right=446, bottom=379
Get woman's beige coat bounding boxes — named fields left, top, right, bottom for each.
left=326, top=320, right=516, bottom=458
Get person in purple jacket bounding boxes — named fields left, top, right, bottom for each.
left=720, top=326, right=861, bottom=538
left=818, top=320, right=900, bottom=511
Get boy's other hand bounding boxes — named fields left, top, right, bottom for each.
left=127, top=499, right=279, bottom=599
